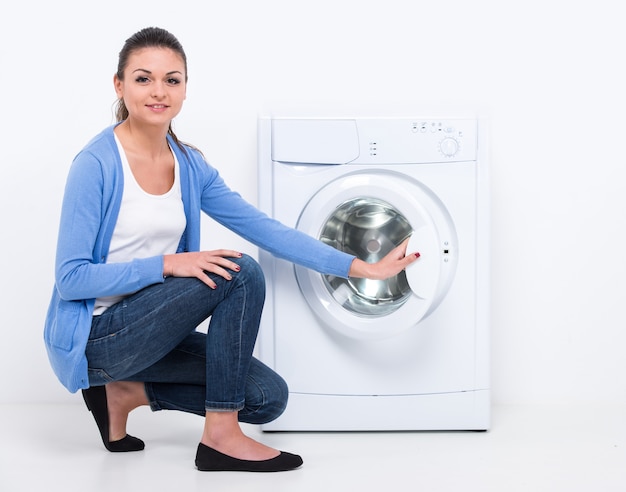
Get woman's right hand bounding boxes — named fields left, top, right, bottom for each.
left=348, top=238, right=420, bottom=280
left=163, top=250, right=243, bottom=289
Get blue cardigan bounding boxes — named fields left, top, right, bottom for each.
left=44, top=124, right=354, bottom=393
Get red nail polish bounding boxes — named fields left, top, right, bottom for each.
left=415, top=252, right=421, bottom=258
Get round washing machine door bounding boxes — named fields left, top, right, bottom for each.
left=294, top=170, right=457, bottom=340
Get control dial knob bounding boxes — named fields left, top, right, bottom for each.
left=439, top=137, right=459, bottom=157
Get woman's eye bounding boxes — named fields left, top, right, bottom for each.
left=135, top=76, right=150, bottom=83
left=167, top=78, right=181, bottom=85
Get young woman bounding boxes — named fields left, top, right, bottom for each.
left=44, top=26, right=419, bottom=472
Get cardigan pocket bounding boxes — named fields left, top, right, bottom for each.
left=45, top=299, right=83, bottom=351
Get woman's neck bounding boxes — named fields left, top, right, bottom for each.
left=114, top=119, right=171, bottom=159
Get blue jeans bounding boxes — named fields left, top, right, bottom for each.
left=85, top=254, right=287, bottom=425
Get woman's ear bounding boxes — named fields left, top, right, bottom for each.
left=113, top=74, right=124, bottom=99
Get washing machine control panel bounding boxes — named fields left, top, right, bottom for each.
left=270, top=117, right=478, bottom=166
left=357, top=119, right=477, bottom=164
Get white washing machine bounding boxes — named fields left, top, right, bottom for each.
left=257, top=117, right=490, bottom=431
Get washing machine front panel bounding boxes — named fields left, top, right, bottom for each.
left=267, top=157, right=479, bottom=397
left=293, top=170, right=457, bottom=339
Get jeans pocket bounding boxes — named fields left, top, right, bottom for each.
left=87, top=367, right=115, bottom=385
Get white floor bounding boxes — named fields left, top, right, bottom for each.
left=1, top=403, right=624, bottom=492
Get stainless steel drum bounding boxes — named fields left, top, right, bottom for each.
left=319, top=198, right=413, bottom=316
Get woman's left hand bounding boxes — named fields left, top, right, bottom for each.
left=348, top=238, right=420, bottom=280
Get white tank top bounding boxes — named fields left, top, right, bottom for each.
left=93, top=136, right=186, bottom=314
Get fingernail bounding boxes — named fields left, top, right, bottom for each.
left=234, top=266, right=240, bottom=271
left=415, top=252, right=421, bottom=258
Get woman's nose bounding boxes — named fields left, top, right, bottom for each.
left=151, top=82, right=166, bottom=98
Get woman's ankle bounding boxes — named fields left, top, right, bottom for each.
left=201, top=411, right=279, bottom=460
left=106, top=381, right=148, bottom=441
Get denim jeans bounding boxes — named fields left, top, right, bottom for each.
left=85, top=254, right=288, bottom=425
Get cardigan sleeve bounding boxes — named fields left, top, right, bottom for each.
left=190, top=155, right=355, bottom=278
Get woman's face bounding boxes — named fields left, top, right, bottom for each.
left=114, top=47, right=187, bottom=127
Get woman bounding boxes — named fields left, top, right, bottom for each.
left=44, top=26, right=419, bottom=472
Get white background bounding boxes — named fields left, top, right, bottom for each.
left=1, top=0, right=624, bottom=407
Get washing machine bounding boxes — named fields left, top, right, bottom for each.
left=256, top=117, right=489, bottom=431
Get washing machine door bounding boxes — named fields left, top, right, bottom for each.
left=295, top=170, right=457, bottom=339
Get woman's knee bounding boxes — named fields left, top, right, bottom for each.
left=234, top=254, right=266, bottom=293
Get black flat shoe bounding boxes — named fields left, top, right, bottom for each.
left=195, top=442, right=303, bottom=472
left=81, top=385, right=145, bottom=452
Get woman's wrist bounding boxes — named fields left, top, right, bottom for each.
left=348, top=258, right=374, bottom=279
left=163, top=254, right=172, bottom=278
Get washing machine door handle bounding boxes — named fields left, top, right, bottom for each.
left=405, top=225, right=441, bottom=300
